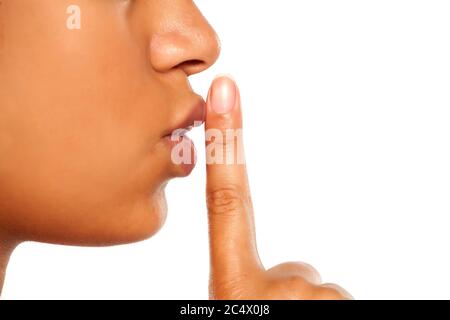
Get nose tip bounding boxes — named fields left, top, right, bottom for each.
left=176, top=32, right=221, bottom=76
left=149, top=9, right=221, bottom=76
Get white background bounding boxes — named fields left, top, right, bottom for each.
left=3, top=0, right=450, bottom=299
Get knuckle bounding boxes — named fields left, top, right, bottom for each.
left=265, top=275, right=313, bottom=299
left=207, top=187, right=246, bottom=216
left=312, top=284, right=346, bottom=300
left=284, top=275, right=310, bottom=289
left=267, top=262, right=322, bottom=285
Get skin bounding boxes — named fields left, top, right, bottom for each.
left=0, top=0, right=219, bottom=245
left=205, top=77, right=351, bottom=299
left=0, top=0, right=350, bottom=299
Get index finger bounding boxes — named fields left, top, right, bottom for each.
left=205, top=75, right=264, bottom=283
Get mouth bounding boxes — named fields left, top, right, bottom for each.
left=162, top=97, right=206, bottom=139
left=162, top=96, right=206, bottom=176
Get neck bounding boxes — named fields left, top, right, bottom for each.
left=0, top=234, right=17, bottom=296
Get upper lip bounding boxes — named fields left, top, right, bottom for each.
left=163, top=96, right=206, bottom=138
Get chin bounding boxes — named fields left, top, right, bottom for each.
left=21, top=191, right=169, bottom=247
left=120, top=197, right=168, bottom=245
left=88, top=192, right=169, bottom=247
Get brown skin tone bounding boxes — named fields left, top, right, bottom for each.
left=0, top=1, right=350, bottom=299
left=0, top=0, right=219, bottom=293
left=205, top=77, right=351, bottom=299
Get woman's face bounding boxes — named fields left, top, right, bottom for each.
left=0, top=0, right=220, bottom=245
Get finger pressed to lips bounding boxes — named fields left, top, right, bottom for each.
left=202, top=75, right=352, bottom=300
left=204, top=75, right=264, bottom=283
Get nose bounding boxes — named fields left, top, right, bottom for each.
left=149, top=2, right=221, bottom=76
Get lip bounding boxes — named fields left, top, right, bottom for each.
left=161, top=96, right=205, bottom=177
left=162, top=96, right=206, bottom=139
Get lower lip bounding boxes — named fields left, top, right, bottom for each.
left=163, top=134, right=197, bottom=176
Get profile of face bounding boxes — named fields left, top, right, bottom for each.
left=0, top=0, right=220, bottom=245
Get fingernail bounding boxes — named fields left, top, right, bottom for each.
left=210, top=75, right=236, bottom=114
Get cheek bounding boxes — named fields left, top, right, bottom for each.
left=0, top=73, right=171, bottom=243
left=0, top=21, right=172, bottom=245
left=0, top=78, right=170, bottom=244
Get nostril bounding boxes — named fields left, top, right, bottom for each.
left=177, top=59, right=207, bottom=75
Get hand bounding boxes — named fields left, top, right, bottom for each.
left=204, top=75, right=352, bottom=300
